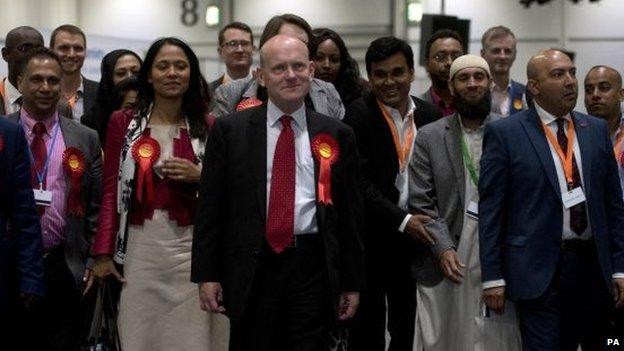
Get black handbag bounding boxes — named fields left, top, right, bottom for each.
left=81, top=279, right=122, bottom=351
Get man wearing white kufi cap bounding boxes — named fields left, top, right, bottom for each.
left=409, top=54, right=522, bottom=350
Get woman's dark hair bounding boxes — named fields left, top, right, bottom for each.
left=87, top=49, right=142, bottom=142
left=312, top=28, right=368, bottom=106
left=135, top=37, right=209, bottom=139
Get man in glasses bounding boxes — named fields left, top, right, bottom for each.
left=420, top=29, right=464, bottom=117
left=1, top=26, right=44, bottom=115
left=210, top=21, right=255, bottom=93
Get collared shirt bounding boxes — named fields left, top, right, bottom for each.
left=429, top=87, right=456, bottom=117
left=535, top=103, right=592, bottom=241
left=266, top=100, right=318, bottom=234
left=62, top=77, right=85, bottom=121
left=20, top=109, right=67, bottom=250
left=222, top=69, right=252, bottom=86
left=2, top=78, right=22, bottom=114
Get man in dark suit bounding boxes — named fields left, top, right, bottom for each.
left=1, top=26, right=44, bottom=115
left=10, top=47, right=102, bottom=350
left=49, top=24, right=98, bottom=123
left=0, top=117, right=44, bottom=344
left=479, top=49, right=624, bottom=350
left=192, top=34, right=363, bottom=351
left=209, top=21, right=255, bottom=94
left=480, top=26, right=529, bottom=116
left=344, top=36, right=440, bottom=351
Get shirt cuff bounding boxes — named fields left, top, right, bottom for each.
left=398, top=214, right=411, bottom=233
left=613, top=273, right=624, bottom=279
left=482, top=279, right=506, bottom=289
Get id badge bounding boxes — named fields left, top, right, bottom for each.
left=562, top=187, right=586, bottom=209
left=466, top=200, right=478, bottom=220
left=33, top=188, right=52, bottom=207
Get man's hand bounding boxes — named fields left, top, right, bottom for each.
left=92, top=256, right=126, bottom=283
left=482, top=286, right=506, bottom=314
left=337, top=291, right=359, bottom=321
left=199, top=282, right=226, bottom=314
left=83, top=268, right=95, bottom=295
left=439, top=249, right=465, bottom=284
left=404, top=214, right=434, bottom=245
left=614, top=278, right=624, bottom=308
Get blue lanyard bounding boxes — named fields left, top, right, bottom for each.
left=23, top=121, right=61, bottom=189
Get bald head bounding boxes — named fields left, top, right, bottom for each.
left=526, top=49, right=578, bottom=117
left=2, top=26, right=44, bottom=85
left=257, top=34, right=314, bottom=114
left=584, top=65, right=624, bottom=124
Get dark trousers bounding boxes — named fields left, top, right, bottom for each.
left=25, top=246, right=84, bottom=351
left=516, top=240, right=614, bottom=351
left=229, top=235, right=332, bottom=351
left=349, top=237, right=416, bottom=351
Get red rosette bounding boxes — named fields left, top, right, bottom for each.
left=0, top=134, right=5, bottom=154
left=312, top=133, right=340, bottom=205
left=62, top=147, right=87, bottom=216
left=236, top=97, right=263, bottom=111
left=620, top=151, right=624, bottom=167
left=132, top=136, right=161, bottom=204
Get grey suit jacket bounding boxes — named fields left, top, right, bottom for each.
left=408, top=112, right=500, bottom=286
left=211, top=76, right=345, bottom=119
left=8, top=111, right=102, bottom=288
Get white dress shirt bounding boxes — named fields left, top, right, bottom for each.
left=490, top=80, right=527, bottom=117
left=266, top=100, right=318, bottom=234
left=70, top=78, right=85, bottom=121
left=2, top=78, right=22, bottom=114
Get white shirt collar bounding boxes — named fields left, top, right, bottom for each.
left=534, top=101, right=571, bottom=125
left=490, top=79, right=511, bottom=93
left=223, top=70, right=252, bottom=85
left=4, top=78, right=21, bottom=104
left=382, top=97, right=416, bottom=120
left=267, top=99, right=306, bottom=130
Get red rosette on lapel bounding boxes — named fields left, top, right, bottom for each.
left=620, top=151, right=624, bottom=167
left=132, top=135, right=160, bottom=204
left=513, top=98, right=523, bottom=111
left=62, top=147, right=86, bottom=216
left=0, top=134, right=5, bottom=154
left=236, top=97, right=263, bottom=111
left=312, top=133, right=340, bottom=205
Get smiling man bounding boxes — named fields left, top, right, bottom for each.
left=210, top=21, right=255, bottom=93
left=192, top=34, right=363, bottom=351
left=344, top=36, right=440, bottom=351
left=49, top=24, right=97, bottom=123
left=481, top=26, right=528, bottom=116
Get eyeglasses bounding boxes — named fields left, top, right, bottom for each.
left=222, top=40, right=253, bottom=50
left=431, top=52, right=462, bottom=63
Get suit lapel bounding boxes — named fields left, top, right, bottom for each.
left=444, top=114, right=466, bottom=207
left=306, top=110, right=326, bottom=232
left=248, top=106, right=268, bottom=223
left=367, top=95, right=399, bottom=170
left=572, top=112, right=592, bottom=196
left=520, top=107, right=561, bottom=197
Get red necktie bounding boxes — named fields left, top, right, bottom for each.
left=555, top=118, right=587, bottom=235
left=266, top=116, right=295, bottom=253
left=31, top=122, right=47, bottom=189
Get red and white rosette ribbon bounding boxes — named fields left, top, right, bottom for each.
left=132, top=136, right=160, bottom=204
left=62, top=147, right=86, bottom=216
left=236, top=97, right=263, bottom=111
left=0, top=134, right=5, bottom=154
left=312, top=133, right=340, bottom=205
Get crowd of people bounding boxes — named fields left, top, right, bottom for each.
left=0, top=11, right=623, bottom=351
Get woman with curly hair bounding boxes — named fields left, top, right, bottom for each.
left=312, top=28, right=369, bottom=107
left=90, top=37, right=224, bottom=350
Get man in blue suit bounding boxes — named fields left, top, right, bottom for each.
left=479, top=49, right=624, bottom=350
left=0, top=117, right=44, bottom=340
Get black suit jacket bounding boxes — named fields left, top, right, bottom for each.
left=344, top=92, right=440, bottom=250
left=191, top=105, right=364, bottom=321
left=79, top=77, right=98, bottom=125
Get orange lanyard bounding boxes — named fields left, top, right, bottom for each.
left=376, top=100, right=415, bottom=172
left=542, top=118, right=576, bottom=185
left=613, top=131, right=623, bottom=161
